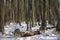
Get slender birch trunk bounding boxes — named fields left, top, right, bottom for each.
left=1, top=5, right=5, bottom=34
left=32, top=0, right=35, bottom=27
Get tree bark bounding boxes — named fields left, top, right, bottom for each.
left=32, top=0, right=35, bottom=27
left=41, top=0, right=46, bottom=30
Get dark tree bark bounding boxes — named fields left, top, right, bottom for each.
left=41, top=0, right=46, bottom=30
left=50, top=0, right=60, bottom=31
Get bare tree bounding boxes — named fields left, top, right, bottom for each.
left=0, top=2, right=5, bottom=34
left=32, top=0, right=35, bottom=27
left=40, top=0, right=46, bottom=31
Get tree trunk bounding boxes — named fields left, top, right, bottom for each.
left=41, top=0, right=46, bottom=30
left=32, top=0, right=35, bottom=27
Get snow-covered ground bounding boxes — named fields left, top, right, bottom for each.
left=1, top=21, right=58, bottom=40
left=0, top=31, right=59, bottom=40
left=4, top=21, right=57, bottom=35
left=4, top=21, right=41, bottom=34
left=0, top=34, right=59, bottom=40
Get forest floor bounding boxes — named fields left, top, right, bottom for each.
left=0, top=21, right=60, bottom=40
left=0, top=33, right=59, bottom=40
